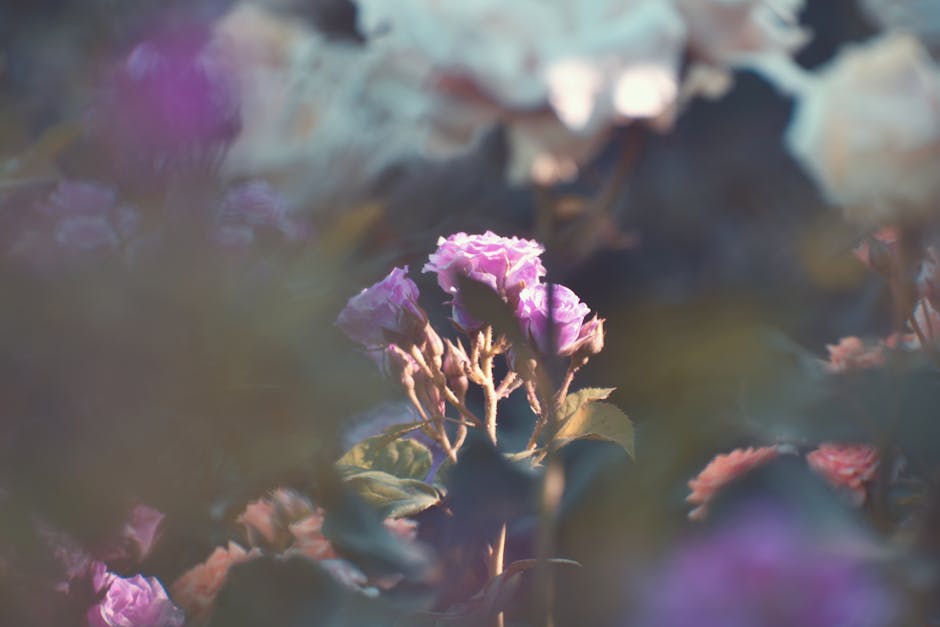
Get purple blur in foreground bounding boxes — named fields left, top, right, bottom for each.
left=423, top=231, right=546, bottom=330
left=87, top=562, right=184, bottom=627
left=336, top=266, right=427, bottom=349
left=633, top=504, right=895, bottom=627
left=97, top=24, right=240, bottom=170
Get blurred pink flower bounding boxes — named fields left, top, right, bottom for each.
left=853, top=226, right=900, bottom=273
left=97, top=23, right=240, bottom=173
left=170, top=542, right=260, bottom=625
left=288, top=510, right=338, bottom=562
left=687, top=446, right=779, bottom=520
left=824, top=337, right=886, bottom=373
left=123, top=505, right=165, bottom=562
left=807, top=443, right=880, bottom=505
left=238, top=489, right=316, bottom=550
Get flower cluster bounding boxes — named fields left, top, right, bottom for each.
left=337, top=231, right=606, bottom=455
left=212, top=0, right=810, bottom=204
left=172, top=488, right=423, bottom=623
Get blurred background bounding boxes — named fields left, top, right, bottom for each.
left=0, top=1, right=925, bottom=625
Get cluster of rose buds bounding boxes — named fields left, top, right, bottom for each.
left=337, top=231, right=605, bottom=455
left=687, top=442, right=880, bottom=519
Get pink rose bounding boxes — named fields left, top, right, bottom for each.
left=807, top=443, right=879, bottom=505
left=687, top=446, right=779, bottom=520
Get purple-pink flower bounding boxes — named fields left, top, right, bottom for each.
left=423, top=231, right=546, bottom=329
left=97, top=24, right=240, bottom=171
left=515, top=283, right=591, bottom=355
left=634, top=503, right=895, bottom=627
left=87, top=562, right=184, bottom=627
left=337, top=266, right=427, bottom=349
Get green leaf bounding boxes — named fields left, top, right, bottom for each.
left=559, top=387, right=615, bottom=421
left=337, top=434, right=433, bottom=481
left=344, top=471, right=442, bottom=518
left=555, top=400, right=634, bottom=458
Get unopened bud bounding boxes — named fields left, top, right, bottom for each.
left=385, top=344, right=418, bottom=391
left=443, top=348, right=469, bottom=399
left=425, top=325, right=445, bottom=360
left=583, top=317, right=605, bottom=356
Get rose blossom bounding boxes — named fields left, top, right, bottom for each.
left=336, top=266, right=427, bottom=349
left=170, top=542, right=260, bottom=624
left=238, top=488, right=316, bottom=550
left=786, top=34, right=940, bottom=225
left=87, top=562, right=184, bottom=627
left=824, top=337, right=886, bottom=373
left=515, top=284, right=591, bottom=355
left=423, top=231, right=546, bottom=329
left=687, top=446, right=779, bottom=520
left=807, top=443, right=880, bottom=505
left=635, top=502, right=895, bottom=627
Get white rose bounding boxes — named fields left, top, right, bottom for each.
left=786, top=34, right=940, bottom=225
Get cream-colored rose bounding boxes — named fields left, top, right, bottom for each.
left=354, top=0, right=686, bottom=182
left=786, top=34, right=940, bottom=225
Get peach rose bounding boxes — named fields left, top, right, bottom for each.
left=806, top=443, right=880, bottom=505
left=687, top=446, right=779, bottom=520
left=170, top=542, right=260, bottom=625
left=288, top=510, right=337, bottom=562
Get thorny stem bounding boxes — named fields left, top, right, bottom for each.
left=481, top=326, right=499, bottom=446
left=552, top=364, right=579, bottom=410
left=495, top=371, right=521, bottom=399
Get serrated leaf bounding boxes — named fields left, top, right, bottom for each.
left=344, top=471, right=442, bottom=518
left=555, top=400, right=634, bottom=457
left=337, top=435, right=432, bottom=481
left=559, top=387, right=615, bottom=421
